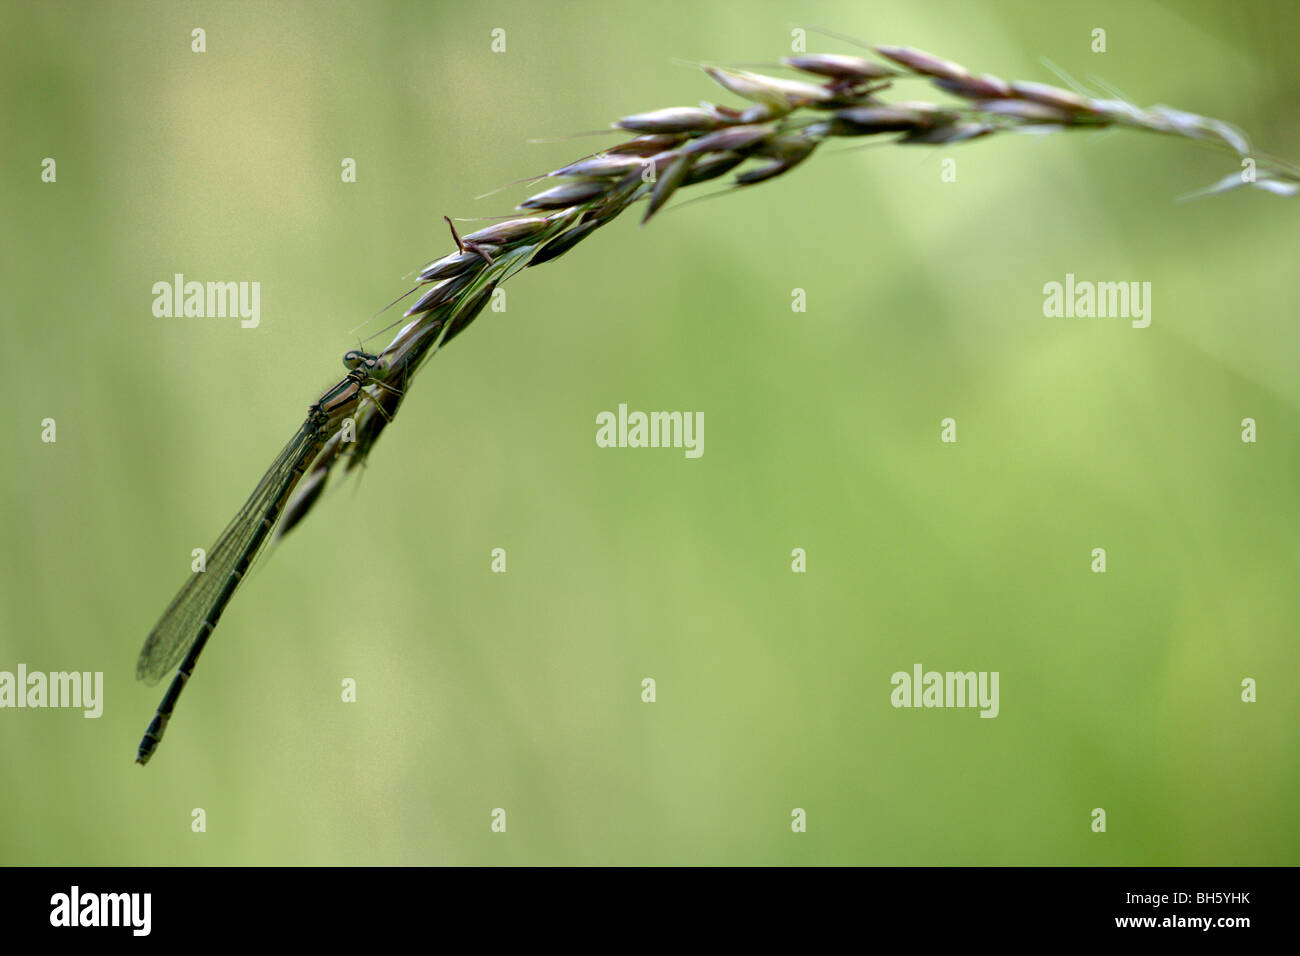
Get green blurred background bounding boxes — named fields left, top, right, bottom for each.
left=2, top=0, right=1297, bottom=865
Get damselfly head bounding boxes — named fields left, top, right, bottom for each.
left=342, top=349, right=378, bottom=372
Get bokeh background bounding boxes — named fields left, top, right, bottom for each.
left=2, top=0, right=1297, bottom=865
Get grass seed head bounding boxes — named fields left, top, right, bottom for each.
left=293, top=43, right=1298, bottom=514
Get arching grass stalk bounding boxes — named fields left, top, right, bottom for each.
left=282, top=43, right=1295, bottom=530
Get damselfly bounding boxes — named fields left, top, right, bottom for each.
left=134, top=350, right=386, bottom=765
